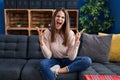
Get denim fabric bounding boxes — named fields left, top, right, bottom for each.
left=39, top=56, right=92, bottom=80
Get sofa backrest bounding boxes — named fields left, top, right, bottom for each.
left=28, top=35, right=44, bottom=59
left=0, top=35, right=28, bottom=59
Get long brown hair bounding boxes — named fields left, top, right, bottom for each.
left=50, top=8, right=70, bottom=46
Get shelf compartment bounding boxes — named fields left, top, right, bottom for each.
left=7, top=30, right=28, bottom=35
left=67, top=10, right=78, bottom=28
left=30, top=30, right=38, bottom=35
left=30, top=10, right=53, bottom=28
left=5, top=9, right=29, bottom=28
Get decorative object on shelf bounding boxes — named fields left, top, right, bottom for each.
left=16, top=21, right=22, bottom=27
left=38, top=22, right=44, bottom=28
left=79, top=0, right=114, bottom=34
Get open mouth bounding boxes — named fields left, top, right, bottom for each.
left=55, top=21, right=63, bottom=29
left=57, top=22, right=62, bottom=25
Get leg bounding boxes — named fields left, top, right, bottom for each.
left=58, top=56, right=92, bottom=74
left=68, top=56, right=92, bottom=72
left=39, top=58, right=61, bottom=80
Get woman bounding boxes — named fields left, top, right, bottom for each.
left=36, top=8, right=92, bottom=80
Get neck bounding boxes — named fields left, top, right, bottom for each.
left=56, top=29, right=61, bottom=33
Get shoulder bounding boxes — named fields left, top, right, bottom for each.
left=44, top=29, right=51, bottom=37
left=44, top=29, right=51, bottom=35
left=68, top=30, right=75, bottom=40
left=69, top=30, right=75, bottom=36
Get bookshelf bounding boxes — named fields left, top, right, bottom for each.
left=4, top=9, right=78, bottom=36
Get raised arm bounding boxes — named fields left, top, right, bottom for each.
left=67, top=29, right=85, bottom=60
left=36, top=27, right=52, bottom=59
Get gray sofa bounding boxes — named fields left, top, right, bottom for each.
left=0, top=34, right=120, bottom=80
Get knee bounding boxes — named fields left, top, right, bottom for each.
left=39, top=59, right=49, bottom=69
left=82, top=57, right=92, bottom=68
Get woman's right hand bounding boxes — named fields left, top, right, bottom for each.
left=75, top=29, right=85, bottom=42
left=36, top=27, right=44, bottom=46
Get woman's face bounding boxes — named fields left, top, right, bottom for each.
left=55, top=11, right=65, bottom=31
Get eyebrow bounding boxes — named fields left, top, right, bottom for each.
left=56, top=15, right=65, bottom=18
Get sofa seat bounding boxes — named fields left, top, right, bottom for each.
left=0, top=59, right=27, bottom=80
left=0, top=35, right=28, bottom=80
left=79, top=62, right=120, bottom=80
left=21, top=59, right=43, bottom=80
left=57, top=72, right=78, bottom=80
left=21, top=59, right=78, bottom=80
left=0, top=34, right=120, bottom=80
left=22, top=59, right=120, bottom=80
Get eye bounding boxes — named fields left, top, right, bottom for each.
left=56, top=15, right=65, bottom=19
left=62, top=16, right=65, bottom=19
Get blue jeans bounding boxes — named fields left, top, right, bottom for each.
left=39, top=56, right=92, bottom=80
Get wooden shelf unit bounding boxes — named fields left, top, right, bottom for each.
left=4, top=9, right=78, bottom=36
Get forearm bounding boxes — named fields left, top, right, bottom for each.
left=38, top=35, right=43, bottom=46
left=40, top=43, right=52, bottom=59
left=68, top=40, right=80, bottom=60
left=38, top=36, right=52, bottom=59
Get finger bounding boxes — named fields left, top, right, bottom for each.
left=36, top=27, right=39, bottom=32
left=79, top=29, right=85, bottom=34
left=77, top=30, right=79, bottom=33
left=35, top=27, right=39, bottom=30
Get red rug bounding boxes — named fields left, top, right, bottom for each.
left=84, top=75, right=120, bottom=80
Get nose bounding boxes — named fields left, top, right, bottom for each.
left=58, top=16, right=62, bottom=20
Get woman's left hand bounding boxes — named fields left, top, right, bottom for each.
left=36, top=27, right=44, bottom=46
left=75, top=29, right=85, bottom=42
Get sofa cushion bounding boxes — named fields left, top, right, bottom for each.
left=28, top=35, right=44, bottom=59
left=57, top=72, right=78, bottom=80
left=106, top=34, right=120, bottom=62
left=99, top=33, right=120, bottom=62
left=0, top=35, right=28, bottom=59
left=78, top=33, right=112, bottom=63
left=0, top=59, right=26, bottom=80
left=21, top=59, right=43, bottom=80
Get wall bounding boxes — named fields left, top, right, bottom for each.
left=0, top=0, right=4, bottom=34
left=0, top=0, right=120, bottom=34
left=108, top=0, right=120, bottom=33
